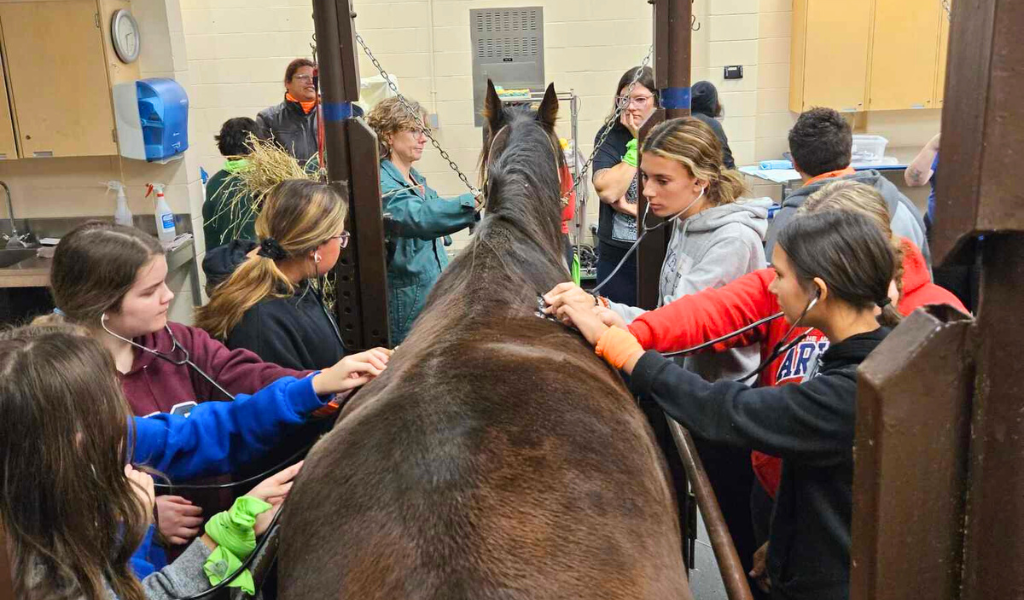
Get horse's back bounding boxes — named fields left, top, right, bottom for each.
left=279, top=318, right=689, bottom=599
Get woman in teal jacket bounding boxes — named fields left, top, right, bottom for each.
left=367, top=97, right=481, bottom=343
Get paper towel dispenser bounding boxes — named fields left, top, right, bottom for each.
left=113, top=78, right=189, bottom=162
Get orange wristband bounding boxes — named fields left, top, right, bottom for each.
left=595, top=327, right=645, bottom=370
left=597, top=296, right=610, bottom=309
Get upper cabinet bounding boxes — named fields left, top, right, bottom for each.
left=790, top=0, right=951, bottom=113
left=0, top=0, right=140, bottom=159
left=790, top=0, right=873, bottom=113
left=0, top=51, right=17, bottom=160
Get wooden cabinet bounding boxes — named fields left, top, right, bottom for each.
left=935, top=6, right=951, bottom=108
left=790, top=0, right=951, bottom=113
left=790, top=0, right=873, bottom=113
left=0, top=0, right=138, bottom=159
left=868, top=0, right=944, bottom=110
left=0, top=50, right=17, bottom=160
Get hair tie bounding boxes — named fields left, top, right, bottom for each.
left=877, top=296, right=892, bottom=308
left=257, top=238, right=288, bottom=260
left=53, top=307, right=65, bottom=317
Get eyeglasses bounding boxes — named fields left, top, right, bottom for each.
left=333, top=231, right=350, bottom=248
left=406, top=127, right=431, bottom=138
left=617, top=95, right=654, bottom=107
left=292, top=74, right=315, bottom=83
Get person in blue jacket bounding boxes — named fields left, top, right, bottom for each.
left=0, top=323, right=390, bottom=598
left=366, top=96, right=482, bottom=343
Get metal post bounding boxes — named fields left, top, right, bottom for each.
left=637, top=0, right=691, bottom=310
left=312, top=0, right=390, bottom=350
left=851, top=0, right=1024, bottom=598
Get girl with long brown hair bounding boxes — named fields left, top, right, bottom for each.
left=0, top=323, right=387, bottom=599
left=37, top=220, right=387, bottom=558
left=196, top=179, right=348, bottom=370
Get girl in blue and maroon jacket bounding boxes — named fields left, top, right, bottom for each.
left=36, top=221, right=386, bottom=558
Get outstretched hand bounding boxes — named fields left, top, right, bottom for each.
left=246, top=461, right=303, bottom=537
left=313, top=348, right=393, bottom=396
left=555, top=302, right=611, bottom=347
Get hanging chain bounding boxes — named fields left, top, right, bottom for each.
left=941, top=0, right=952, bottom=21
left=569, top=45, right=653, bottom=216
left=355, top=33, right=481, bottom=197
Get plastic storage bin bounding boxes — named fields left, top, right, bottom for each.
left=851, top=134, right=889, bottom=164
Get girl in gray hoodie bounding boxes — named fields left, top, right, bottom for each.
left=546, top=117, right=772, bottom=586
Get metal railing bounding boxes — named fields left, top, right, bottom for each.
left=668, top=418, right=755, bottom=600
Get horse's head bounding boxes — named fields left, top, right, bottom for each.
left=476, top=79, right=566, bottom=262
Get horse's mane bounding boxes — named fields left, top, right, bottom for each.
left=407, top=83, right=570, bottom=336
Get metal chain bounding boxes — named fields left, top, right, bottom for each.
left=941, top=0, right=952, bottom=21
left=569, top=44, right=653, bottom=216
left=355, top=33, right=481, bottom=196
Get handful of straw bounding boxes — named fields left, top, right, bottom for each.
left=205, top=134, right=322, bottom=243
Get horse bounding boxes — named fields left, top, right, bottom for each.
left=277, top=80, right=691, bottom=600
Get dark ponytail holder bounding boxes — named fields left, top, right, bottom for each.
left=257, top=238, right=288, bottom=260
left=877, top=296, right=893, bottom=308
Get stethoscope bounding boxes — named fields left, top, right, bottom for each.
left=659, top=294, right=820, bottom=385
left=101, top=314, right=237, bottom=401
left=590, top=186, right=706, bottom=296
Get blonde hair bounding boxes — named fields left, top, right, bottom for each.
left=366, top=96, right=429, bottom=159
left=801, top=179, right=905, bottom=298
left=195, top=179, right=347, bottom=339
left=641, top=117, right=747, bottom=206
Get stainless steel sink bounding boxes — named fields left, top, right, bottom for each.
left=0, top=248, right=38, bottom=268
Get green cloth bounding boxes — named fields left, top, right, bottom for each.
left=223, top=158, right=250, bottom=173
left=571, top=250, right=581, bottom=286
left=379, top=159, right=477, bottom=344
left=622, top=138, right=639, bottom=167
left=202, top=496, right=272, bottom=595
left=203, top=166, right=258, bottom=250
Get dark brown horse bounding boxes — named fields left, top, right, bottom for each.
left=278, top=82, right=691, bottom=599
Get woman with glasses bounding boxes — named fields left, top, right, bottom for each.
left=256, top=58, right=319, bottom=165
left=366, top=96, right=483, bottom=344
left=591, top=66, right=660, bottom=306
left=196, top=179, right=350, bottom=371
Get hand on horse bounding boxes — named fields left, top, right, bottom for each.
left=313, top=348, right=393, bottom=396
left=154, top=494, right=203, bottom=546
left=247, top=461, right=303, bottom=537
left=543, top=282, right=597, bottom=318
left=555, top=301, right=610, bottom=347
left=595, top=307, right=629, bottom=332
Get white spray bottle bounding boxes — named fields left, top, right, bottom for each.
left=104, top=181, right=133, bottom=227
left=146, top=183, right=177, bottom=245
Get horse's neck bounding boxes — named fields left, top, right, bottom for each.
left=449, top=219, right=564, bottom=310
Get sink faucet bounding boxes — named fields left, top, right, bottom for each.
left=0, top=180, right=27, bottom=249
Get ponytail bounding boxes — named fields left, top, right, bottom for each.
left=194, top=255, right=295, bottom=339
left=877, top=298, right=902, bottom=329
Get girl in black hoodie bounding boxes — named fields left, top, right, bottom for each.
left=196, top=179, right=347, bottom=371
left=554, top=210, right=901, bottom=600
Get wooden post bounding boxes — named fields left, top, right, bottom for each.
left=851, top=1, right=1024, bottom=598
left=313, top=0, right=390, bottom=350
left=637, top=0, right=691, bottom=310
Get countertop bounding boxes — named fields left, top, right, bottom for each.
left=0, top=238, right=196, bottom=289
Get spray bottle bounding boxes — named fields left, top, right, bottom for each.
left=146, top=183, right=177, bottom=245
left=104, top=181, right=133, bottom=227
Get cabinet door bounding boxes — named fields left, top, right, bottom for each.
left=793, top=0, right=873, bottom=113
left=0, top=49, right=17, bottom=160
left=935, top=5, right=951, bottom=107
left=0, top=0, right=117, bottom=158
left=868, top=0, right=943, bottom=110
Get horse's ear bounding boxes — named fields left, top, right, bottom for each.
left=536, top=83, right=559, bottom=129
left=483, top=79, right=505, bottom=136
